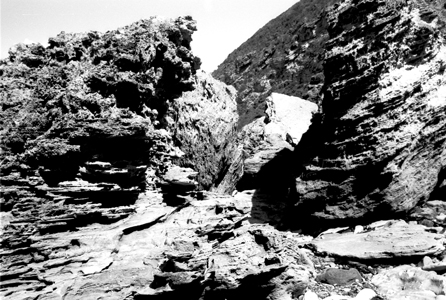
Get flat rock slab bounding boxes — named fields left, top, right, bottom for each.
left=311, top=220, right=445, bottom=260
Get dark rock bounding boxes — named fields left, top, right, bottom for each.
left=291, top=0, right=446, bottom=224
left=316, top=268, right=362, bottom=285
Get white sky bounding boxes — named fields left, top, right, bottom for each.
left=1, top=0, right=297, bottom=72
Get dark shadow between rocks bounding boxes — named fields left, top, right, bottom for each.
left=429, top=166, right=446, bottom=200
left=238, top=147, right=296, bottom=228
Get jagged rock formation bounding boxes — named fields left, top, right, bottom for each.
left=0, top=16, right=238, bottom=191
left=0, top=16, right=240, bottom=298
left=291, top=0, right=446, bottom=225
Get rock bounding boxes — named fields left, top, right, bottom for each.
left=0, top=15, right=238, bottom=192
left=421, top=256, right=446, bottom=273
left=353, top=289, right=377, bottom=300
left=0, top=16, right=242, bottom=299
left=0, top=186, right=315, bottom=299
left=311, top=220, right=445, bottom=260
left=371, top=265, right=446, bottom=300
left=304, top=290, right=320, bottom=300
left=316, top=268, right=362, bottom=285
left=265, top=93, right=318, bottom=145
left=162, top=165, right=198, bottom=191
left=233, top=92, right=317, bottom=193
left=213, top=0, right=341, bottom=122
left=292, top=0, right=446, bottom=225
left=166, top=71, right=239, bottom=192
left=410, top=199, right=446, bottom=227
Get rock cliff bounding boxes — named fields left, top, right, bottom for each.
left=292, top=0, right=446, bottom=225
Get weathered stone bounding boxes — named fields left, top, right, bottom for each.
left=371, top=265, right=446, bottom=300
left=316, top=268, right=362, bottom=285
left=354, top=289, right=377, bottom=300
left=311, top=220, right=445, bottom=260
left=304, top=290, right=320, bottom=300
left=293, top=0, right=446, bottom=224
left=422, top=256, right=446, bottom=273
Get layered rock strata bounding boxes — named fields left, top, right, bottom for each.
left=293, top=0, right=446, bottom=224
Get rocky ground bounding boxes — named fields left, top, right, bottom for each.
left=1, top=0, right=446, bottom=299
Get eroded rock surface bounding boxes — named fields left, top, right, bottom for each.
left=293, top=0, right=446, bottom=223
left=371, top=265, right=446, bottom=300
left=0, top=16, right=240, bottom=298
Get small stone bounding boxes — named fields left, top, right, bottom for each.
left=422, top=256, right=433, bottom=268
left=354, top=225, right=364, bottom=234
left=436, top=213, right=446, bottom=222
left=354, top=289, right=377, bottom=300
left=303, top=290, right=319, bottom=300
left=316, top=268, right=362, bottom=286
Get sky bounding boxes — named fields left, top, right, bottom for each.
left=1, top=0, right=297, bottom=72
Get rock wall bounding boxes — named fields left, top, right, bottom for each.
left=293, top=0, right=446, bottom=224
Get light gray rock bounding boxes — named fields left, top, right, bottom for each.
left=354, top=289, right=377, bottom=300
left=304, top=290, right=320, bottom=300
left=422, top=256, right=446, bottom=273
left=371, top=265, right=446, bottom=300
left=311, top=220, right=445, bottom=260
left=265, top=92, right=318, bottom=145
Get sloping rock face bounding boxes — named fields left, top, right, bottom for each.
left=293, top=0, right=446, bottom=224
left=234, top=93, right=318, bottom=193
left=213, top=0, right=341, bottom=128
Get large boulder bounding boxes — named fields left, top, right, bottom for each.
left=293, top=0, right=446, bottom=223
